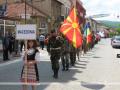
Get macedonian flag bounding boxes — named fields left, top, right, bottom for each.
left=59, top=7, right=82, bottom=48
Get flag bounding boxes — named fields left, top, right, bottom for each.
left=59, top=7, right=82, bottom=48
left=84, top=22, right=92, bottom=44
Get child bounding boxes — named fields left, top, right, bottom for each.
left=21, top=40, right=40, bottom=90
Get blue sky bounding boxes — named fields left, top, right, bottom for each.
left=81, top=0, right=120, bottom=21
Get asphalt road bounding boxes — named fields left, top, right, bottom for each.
left=0, top=38, right=120, bottom=90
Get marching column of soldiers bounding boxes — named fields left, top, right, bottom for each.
left=46, top=29, right=99, bottom=79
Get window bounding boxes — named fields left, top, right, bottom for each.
left=14, top=0, right=21, bottom=3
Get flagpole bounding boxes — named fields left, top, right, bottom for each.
left=24, top=0, right=28, bottom=84
left=3, top=20, right=5, bottom=36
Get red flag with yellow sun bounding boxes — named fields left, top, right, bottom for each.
left=59, top=7, right=83, bottom=48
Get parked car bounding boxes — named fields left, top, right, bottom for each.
left=111, top=36, right=120, bottom=48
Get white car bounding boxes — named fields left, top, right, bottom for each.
left=111, top=36, right=120, bottom=48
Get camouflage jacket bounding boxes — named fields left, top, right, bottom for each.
left=47, top=36, right=63, bottom=54
left=61, top=38, right=70, bottom=54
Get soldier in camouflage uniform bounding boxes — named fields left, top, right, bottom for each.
left=82, top=36, right=87, bottom=55
left=76, top=47, right=82, bottom=61
left=91, top=32, right=95, bottom=49
left=61, top=37, right=70, bottom=71
left=70, top=44, right=76, bottom=66
left=47, top=30, right=63, bottom=79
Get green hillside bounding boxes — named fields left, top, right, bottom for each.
left=98, top=20, right=120, bottom=34
left=99, top=21, right=120, bottom=28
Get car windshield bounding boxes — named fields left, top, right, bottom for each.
left=115, top=36, right=120, bottom=40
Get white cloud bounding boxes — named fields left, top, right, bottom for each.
left=81, top=0, right=120, bottom=21
left=94, top=14, right=120, bottom=22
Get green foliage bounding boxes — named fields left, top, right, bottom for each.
left=116, top=28, right=120, bottom=34
left=109, top=32, right=117, bottom=37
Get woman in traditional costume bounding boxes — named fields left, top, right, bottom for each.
left=21, top=40, right=40, bottom=90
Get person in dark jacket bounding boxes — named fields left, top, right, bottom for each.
left=8, top=33, right=14, bottom=54
left=39, top=34, right=45, bottom=50
left=2, top=32, right=9, bottom=61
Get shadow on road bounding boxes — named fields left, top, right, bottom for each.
left=81, top=81, right=105, bottom=90
left=78, top=60, right=89, bottom=63
left=38, top=61, right=82, bottom=82
left=92, top=56, right=102, bottom=58
left=74, top=65, right=86, bottom=69
left=36, top=60, right=85, bottom=90
left=80, top=56, right=102, bottom=59
left=76, top=63, right=87, bottom=66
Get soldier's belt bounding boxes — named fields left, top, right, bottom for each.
left=50, top=47, right=61, bottom=50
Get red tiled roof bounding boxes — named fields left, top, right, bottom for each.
left=5, top=3, right=46, bottom=19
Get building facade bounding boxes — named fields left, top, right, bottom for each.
left=0, top=0, right=85, bottom=34
left=27, top=0, right=70, bottom=33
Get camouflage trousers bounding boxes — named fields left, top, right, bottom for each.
left=61, top=53, right=70, bottom=70
left=50, top=53, right=60, bottom=70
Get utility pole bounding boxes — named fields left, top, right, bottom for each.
left=25, top=0, right=27, bottom=24
left=3, top=0, right=7, bottom=36
left=3, top=20, right=5, bottom=36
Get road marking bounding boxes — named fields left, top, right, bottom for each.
left=0, top=59, right=21, bottom=67
left=0, top=82, right=120, bottom=86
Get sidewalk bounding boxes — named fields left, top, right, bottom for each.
left=0, top=47, right=43, bottom=64
left=0, top=50, right=21, bottom=63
